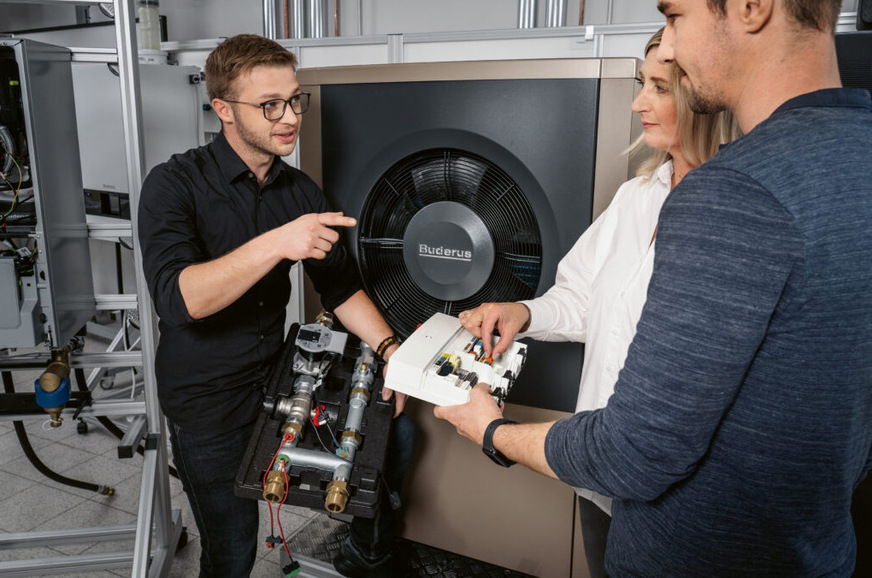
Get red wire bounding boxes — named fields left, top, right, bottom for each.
left=277, top=463, right=293, bottom=558
left=262, top=432, right=294, bottom=548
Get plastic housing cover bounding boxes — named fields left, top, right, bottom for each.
left=384, top=313, right=527, bottom=406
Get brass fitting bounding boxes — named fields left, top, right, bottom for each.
left=263, top=470, right=287, bottom=503
left=281, top=421, right=303, bottom=437
left=316, top=310, right=334, bottom=328
left=341, top=430, right=362, bottom=447
left=38, top=348, right=72, bottom=427
left=324, top=480, right=350, bottom=513
left=350, top=387, right=371, bottom=402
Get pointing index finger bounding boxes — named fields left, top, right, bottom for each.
left=318, top=211, right=357, bottom=228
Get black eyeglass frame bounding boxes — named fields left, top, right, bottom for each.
left=221, top=92, right=311, bottom=120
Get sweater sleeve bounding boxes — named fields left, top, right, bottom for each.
left=544, top=167, right=803, bottom=501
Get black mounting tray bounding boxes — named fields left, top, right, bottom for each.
left=234, top=324, right=394, bottom=519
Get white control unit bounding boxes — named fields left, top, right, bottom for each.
left=384, top=313, right=527, bottom=406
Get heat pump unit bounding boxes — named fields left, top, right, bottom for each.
left=298, top=58, right=640, bottom=412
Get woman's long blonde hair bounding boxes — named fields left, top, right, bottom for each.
left=632, top=28, right=742, bottom=180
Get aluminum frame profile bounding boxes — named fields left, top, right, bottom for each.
left=0, top=1, right=181, bottom=577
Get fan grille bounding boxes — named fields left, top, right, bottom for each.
left=358, top=148, right=542, bottom=338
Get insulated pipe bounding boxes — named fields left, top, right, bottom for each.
left=545, top=0, right=566, bottom=27
left=518, top=0, right=537, bottom=28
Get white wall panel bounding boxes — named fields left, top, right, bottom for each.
left=601, top=31, right=656, bottom=58
left=404, top=36, right=596, bottom=63
left=299, top=42, right=389, bottom=67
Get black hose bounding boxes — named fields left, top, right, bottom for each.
left=73, top=368, right=179, bottom=479
left=2, top=371, right=113, bottom=495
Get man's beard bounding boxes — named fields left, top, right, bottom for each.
left=233, top=108, right=295, bottom=158
left=236, top=114, right=281, bottom=158
left=687, top=88, right=727, bottom=115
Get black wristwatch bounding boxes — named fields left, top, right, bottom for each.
left=482, top=418, right=518, bottom=467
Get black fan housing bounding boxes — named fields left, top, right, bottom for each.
left=358, top=148, right=541, bottom=338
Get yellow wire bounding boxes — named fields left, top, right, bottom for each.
left=1, top=187, right=20, bottom=219
left=1, top=142, right=24, bottom=219
left=6, top=145, right=23, bottom=192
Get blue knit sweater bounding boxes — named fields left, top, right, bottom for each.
left=545, top=88, right=872, bottom=576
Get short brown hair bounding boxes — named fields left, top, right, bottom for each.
left=706, top=0, right=841, bottom=33
left=205, top=34, right=298, bottom=101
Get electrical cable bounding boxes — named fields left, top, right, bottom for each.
left=262, top=431, right=301, bottom=575
left=2, top=371, right=113, bottom=495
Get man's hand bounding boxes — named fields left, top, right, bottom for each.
left=459, top=302, right=531, bottom=357
left=275, top=212, right=356, bottom=261
left=379, top=342, right=407, bottom=416
left=433, top=383, right=504, bottom=446
left=381, top=387, right=408, bottom=416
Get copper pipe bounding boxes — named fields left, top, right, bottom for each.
left=284, top=0, right=291, bottom=38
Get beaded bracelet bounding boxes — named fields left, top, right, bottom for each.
left=375, top=335, right=400, bottom=360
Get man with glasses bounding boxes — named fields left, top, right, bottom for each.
left=138, top=34, right=413, bottom=578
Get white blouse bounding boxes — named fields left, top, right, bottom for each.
left=520, top=160, right=673, bottom=514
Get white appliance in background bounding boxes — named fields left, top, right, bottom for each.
left=72, top=61, right=203, bottom=219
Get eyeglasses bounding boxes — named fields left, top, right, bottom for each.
left=221, top=92, right=311, bottom=120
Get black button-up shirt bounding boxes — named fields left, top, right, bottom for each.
left=138, top=132, right=361, bottom=433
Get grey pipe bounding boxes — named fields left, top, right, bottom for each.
left=309, top=0, right=325, bottom=39
left=518, top=0, right=537, bottom=28
left=278, top=446, right=346, bottom=472
left=293, top=0, right=306, bottom=38
left=263, top=0, right=278, bottom=39
left=545, top=0, right=566, bottom=27
left=342, top=342, right=375, bottom=435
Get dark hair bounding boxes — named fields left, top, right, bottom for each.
left=706, top=0, right=841, bottom=32
left=205, top=34, right=298, bottom=101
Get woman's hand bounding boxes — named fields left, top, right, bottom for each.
left=458, top=302, right=531, bottom=357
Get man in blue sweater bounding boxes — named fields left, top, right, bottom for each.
left=436, top=0, right=872, bottom=575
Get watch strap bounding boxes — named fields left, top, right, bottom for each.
left=482, top=418, right=518, bottom=467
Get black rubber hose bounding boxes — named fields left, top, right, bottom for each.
left=73, top=368, right=180, bottom=479
left=2, top=371, right=113, bottom=495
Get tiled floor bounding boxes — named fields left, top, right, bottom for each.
left=0, top=332, right=532, bottom=578
left=0, top=337, right=322, bottom=577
